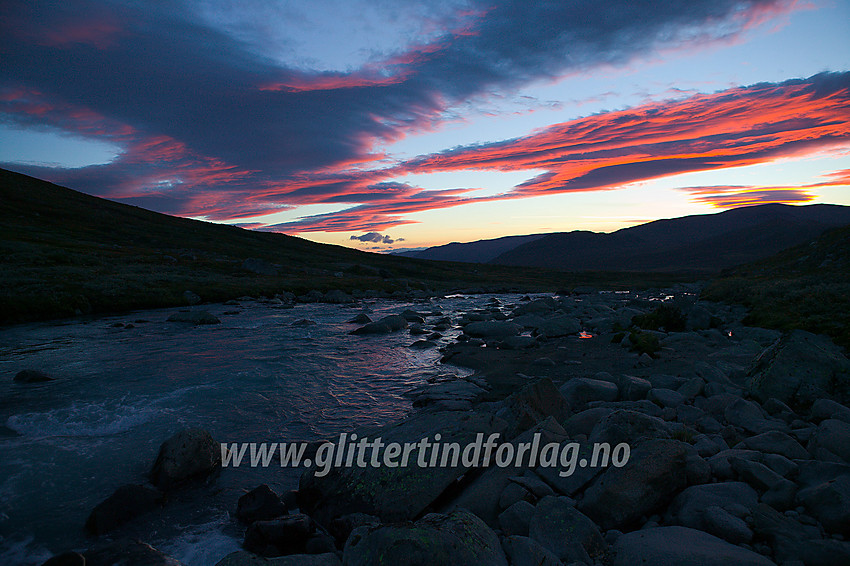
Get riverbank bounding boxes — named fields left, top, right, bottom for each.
left=24, top=287, right=850, bottom=565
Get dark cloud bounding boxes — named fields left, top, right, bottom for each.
left=349, top=232, right=402, bottom=244
left=1, top=0, right=802, bottom=230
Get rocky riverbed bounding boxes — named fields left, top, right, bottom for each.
left=25, top=287, right=850, bottom=565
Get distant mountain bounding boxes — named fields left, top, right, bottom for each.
left=399, top=233, right=547, bottom=262
left=409, top=204, right=850, bottom=273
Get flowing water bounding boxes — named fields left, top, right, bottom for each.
left=0, top=296, right=485, bottom=565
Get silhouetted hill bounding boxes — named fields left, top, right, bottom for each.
left=410, top=204, right=850, bottom=273
left=399, top=233, right=546, bottom=262
left=0, top=168, right=691, bottom=324
left=703, top=222, right=850, bottom=351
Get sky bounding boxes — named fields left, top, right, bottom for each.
left=1, top=0, right=848, bottom=252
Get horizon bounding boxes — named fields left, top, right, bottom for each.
left=1, top=1, right=849, bottom=252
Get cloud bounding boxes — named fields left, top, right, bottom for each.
left=0, top=0, right=800, bottom=227
left=349, top=232, right=403, bottom=244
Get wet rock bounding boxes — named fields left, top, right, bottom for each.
left=350, top=315, right=408, bottom=335
left=13, top=369, right=54, bottom=382
left=150, top=428, right=221, bottom=490
left=500, top=536, right=563, bottom=566
left=244, top=514, right=322, bottom=557
left=746, top=330, right=850, bottom=410
left=84, top=538, right=183, bottom=566
left=291, top=319, right=317, bottom=327
left=324, top=290, right=354, bottom=304
left=347, top=314, right=371, bottom=324
left=86, top=483, right=162, bottom=535
left=237, top=485, right=289, bottom=524
left=529, top=496, right=605, bottom=563
left=578, top=439, right=689, bottom=530
left=409, top=340, right=437, bottom=349
left=166, top=310, right=221, bottom=325
left=611, top=526, right=775, bottom=566
left=499, top=335, right=537, bottom=350
left=215, top=552, right=340, bottom=565
left=409, top=379, right=485, bottom=409
left=299, top=410, right=507, bottom=525
left=342, top=509, right=507, bottom=566
left=464, top=321, right=521, bottom=338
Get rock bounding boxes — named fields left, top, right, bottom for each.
left=677, top=377, right=705, bottom=399
left=500, top=536, right=563, bottom=566
left=703, top=505, right=753, bottom=544
left=499, top=335, right=537, bottom=350
left=588, top=409, right=671, bottom=446
left=84, top=538, right=183, bottom=566
left=342, top=509, right=507, bottom=566
left=324, top=290, right=354, bottom=304
left=735, top=431, right=809, bottom=460
left=724, top=398, right=771, bottom=434
left=611, top=526, right=776, bottom=566
left=350, top=315, right=408, bottom=335
left=237, top=485, right=289, bottom=524
left=563, top=408, right=615, bottom=438
left=291, top=319, right=317, bottom=327
left=328, top=513, right=380, bottom=547
left=498, top=500, right=535, bottom=536
left=13, top=369, right=54, bottom=382
left=578, top=439, right=688, bottom=530
left=797, top=474, right=850, bottom=536
left=298, top=410, right=507, bottom=525
left=182, top=290, right=201, bottom=305
left=809, top=419, right=850, bottom=462
left=86, top=484, right=162, bottom=535
left=167, top=310, right=221, bottom=325
left=536, top=315, right=581, bottom=338
left=464, top=321, right=521, bottom=338
left=615, top=374, right=652, bottom=401
left=558, top=378, right=618, bottom=408
left=746, top=330, right=850, bottom=410
left=529, top=496, right=605, bottom=563
left=348, top=314, right=371, bottom=324
left=647, top=388, right=685, bottom=408
left=150, top=428, right=221, bottom=490
left=499, top=378, right=571, bottom=435
left=244, top=514, right=322, bottom=557
left=215, top=552, right=341, bottom=565
left=666, top=482, right=758, bottom=542
left=41, top=552, right=86, bottom=566
left=751, top=502, right=850, bottom=566
left=409, top=340, right=437, bottom=349
left=811, top=398, right=850, bottom=424
left=513, top=298, right=556, bottom=316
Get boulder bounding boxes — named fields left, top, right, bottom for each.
left=13, top=369, right=54, bottom=382
left=237, top=485, right=289, bottom=524
left=811, top=398, right=850, bottom=424
left=350, top=315, right=408, bottom=335
left=150, top=428, right=221, bottom=490
left=809, top=419, right=850, bottom=462
left=464, top=321, right=521, bottom=338
left=666, top=482, right=758, bottom=543
left=498, top=500, right=535, bottom=536
left=243, top=514, right=323, bottom=558
left=499, top=379, right=571, bottom=435
left=342, top=509, right=507, bottom=566
left=558, top=378, right=618, bottom=408
left=500, top=536, right=563, bottom=566
left=84, top=539, right=183, bottom=566
left=298, top=410, right=507, bottom=525
left=536, top=316, right=581, bottom=338
left=215, top=553, right=340, bottom=565
left=611, top=526, right=776, bottom=566
left=166, top=311, right=221, bottom=325
left=578, top=439, right=688, bottom=530
left=735, top=431, right=808, bottom=460
left=41, top=553, right=86, bottom=566
left=529, top=496, right=605, bottom=563
left=747, top=330, right=850, bottom=410
left=86, top=484, right=162, bottom=535
left=797, top=474, right=850, bottom=536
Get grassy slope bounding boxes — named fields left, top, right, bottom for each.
left=0, top=169, right=695, bottom=324
left=703, top=223, right=850, bottom=351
